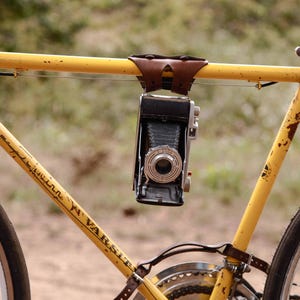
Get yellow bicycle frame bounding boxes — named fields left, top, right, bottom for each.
left=0, top=51, right=300, bottom=299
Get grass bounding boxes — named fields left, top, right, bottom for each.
left=3, top=79, right=299, bottom=218
left=1, top=2, right=300, bottom=222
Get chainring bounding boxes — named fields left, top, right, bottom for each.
left=133, top=261, right=260, bottom=299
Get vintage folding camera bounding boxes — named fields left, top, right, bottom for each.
left=133, top=94, right=199, bottom=206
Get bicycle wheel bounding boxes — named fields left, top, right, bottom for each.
left=264, top=208, right=300, bottom=299
left=0, top=204, right=30, bottom=299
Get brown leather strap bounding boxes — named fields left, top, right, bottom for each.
left=114, top=242, right=269, bottom=299
left=224, top=244, right=270, bottom=274
left=114, top=266, right=149, bottom=300
left=129, top=54, right=208, bottom=95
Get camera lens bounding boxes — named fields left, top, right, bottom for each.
left=155, top=158, right=172, bottom=175
left=144, top=146, right=182, bottom=183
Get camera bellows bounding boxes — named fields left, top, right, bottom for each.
left=147, top=121, right=181, bottom=149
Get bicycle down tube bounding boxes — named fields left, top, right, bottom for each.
left=1, top=51, right=300, bottom=299
left=0, top=124, right=167, bottom=300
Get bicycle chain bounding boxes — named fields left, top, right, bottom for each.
left=166, top=284, right=213, bottom=299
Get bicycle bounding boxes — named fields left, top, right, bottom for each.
left=0, top=49, right=299, bottom=299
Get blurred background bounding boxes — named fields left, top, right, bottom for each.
left=0, top=0, right=300, bottom=298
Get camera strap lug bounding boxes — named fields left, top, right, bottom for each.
left=129, top=54, right=208, bottom=95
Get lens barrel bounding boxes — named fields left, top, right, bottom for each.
left=144, top=145, right=182, bottom=183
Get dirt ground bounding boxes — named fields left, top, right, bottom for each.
left=0, top=142, right=294, bottom=299
left=6, top=195, right=289, bottom=300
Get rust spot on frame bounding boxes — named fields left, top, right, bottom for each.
left=287, top=122, right=299, bottom=141
left=261, top=163, right=272, bottom=181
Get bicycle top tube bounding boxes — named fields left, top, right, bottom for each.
left=1, top=51, right=300, bottom=83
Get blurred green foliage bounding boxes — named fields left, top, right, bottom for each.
left=1, top=1, right=300, bottom=208
left=0, top=0, right=87, bottom=52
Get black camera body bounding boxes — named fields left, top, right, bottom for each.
left=133, top=94, right=199, bottom=206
